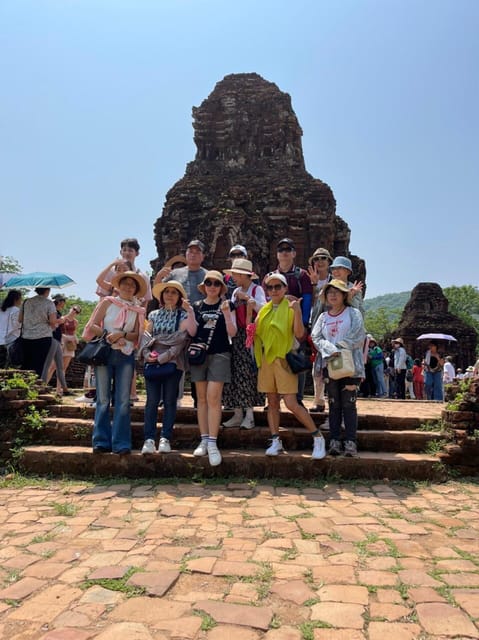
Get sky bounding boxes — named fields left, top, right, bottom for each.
left=1, top=0, right=478, bottom=301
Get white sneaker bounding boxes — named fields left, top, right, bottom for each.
left=265, top=438, right=283, bottom=456
left=193, top=440, right=208, bottom=457
left=240, top=415, right=255, bottom=430
left=141, top=439, right=156, bottom=455
left=222, top=411, right=243, bottom=428
left=312, top=436, right=326, bottom=460
left=207, top=442, right=222, bottom=466
left=158, top=437, right=171, bottom=453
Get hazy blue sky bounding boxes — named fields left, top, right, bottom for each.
left=1, top=0, right=478, bottom=301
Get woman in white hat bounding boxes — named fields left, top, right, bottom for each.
left=140, top=281, right=197, bottom=455
left=254, top=273, right=326, bottom=459
left=82, top=272, right=146, bottom=454
left=190, top=271, right=237, bottom=466
left=222, top=258, right=266, bottom=429
left=311, top=279, right=366, bottom=457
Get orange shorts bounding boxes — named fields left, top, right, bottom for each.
left=257, top=357, right=298, bottom=395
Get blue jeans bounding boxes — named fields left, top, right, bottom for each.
left=93, top=349, right=135, bottom=452
left=371, top=363, right=386, bottom=397
left=326, top=377, right=360, bottom=442
left=144, top=368, right=182, bottom=441
left=425, top=370, right=443, bottom=401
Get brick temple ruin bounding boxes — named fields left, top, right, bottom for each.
left=151, top=72, right=365, bottom=283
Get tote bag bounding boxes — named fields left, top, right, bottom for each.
left=327, top=349, right=355, bottom=380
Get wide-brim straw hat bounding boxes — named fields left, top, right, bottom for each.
left=223, top=258, right=257, bottom=278
left=198, top=270, right=228, bottom=296
left=392, top=337, right=404, bottom=346
left=110, top=271, right=147, bottom=299
left=164, top=255, right=187, bottom=269
left=319, top=278, right=350, bottom=304
left=152, top=280, right=187, bottom=302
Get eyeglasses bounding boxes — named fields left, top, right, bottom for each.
left=277, top=247, right=293, bottom=253
left=230, top=252, right=244, bottom=258
left=204, top=279, right=222, bottom=287
left=266, top=284, right=284, bottom=291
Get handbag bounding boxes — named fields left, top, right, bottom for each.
left=78, top=333, right=111, bottom=366
left=286, top=350, right=310, bottom=374
left=187, top=342, right=208, bottom=365
left=64, top=338, right=77, bottom=352
left=144, top=362, right=177, bottom=380
left=8, top=337, right=24, bottom=367
left=327, top=349, right=355, bottom=380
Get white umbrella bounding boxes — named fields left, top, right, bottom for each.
left=416, top=333, right=457, bottom=341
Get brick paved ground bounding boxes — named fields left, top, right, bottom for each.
left=1, top=474, right=478, bottom=640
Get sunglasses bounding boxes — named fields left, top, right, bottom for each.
left=277, top=247, right=293, bottom=253
left=204, top=279, right=222, bottom=287
left=230, top=252, right=244, bottom=258
left=266, top=284, right=284, bottom=291
left=313, top=256, right=329, bottom=262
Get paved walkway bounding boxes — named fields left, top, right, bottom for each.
left=1, top=474, right=478, bottom=639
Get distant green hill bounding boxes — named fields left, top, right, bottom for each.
left=364, top=291, right=411, bottom=313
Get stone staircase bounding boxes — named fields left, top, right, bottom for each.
left=16, top=396, right=451, bottom=481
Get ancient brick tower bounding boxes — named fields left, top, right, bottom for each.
left=152, top=73, right=365, bottom=282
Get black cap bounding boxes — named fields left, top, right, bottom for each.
left=277, top=238, right=295, bottom=250
left=187, top=239, right=206, bottom=252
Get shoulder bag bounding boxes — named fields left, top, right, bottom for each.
left=327, top=349, right=355, bottom=380
left=78, top=331, right=111, bottom=366
left=286, top=349, right=310, bottom=374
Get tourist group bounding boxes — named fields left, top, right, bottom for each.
left=1, top=237, right=477, bottom=467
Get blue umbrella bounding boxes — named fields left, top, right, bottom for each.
left=3, top=272, right=76, bottom=289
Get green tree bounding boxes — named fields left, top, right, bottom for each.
left=444, top=285, right=479, bottom=333
left=0, top=256, right=22, bottom=273
left=364, top=307, right=402, bottom=345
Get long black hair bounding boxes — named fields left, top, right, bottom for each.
left=1, top=289, right=21, bottom=312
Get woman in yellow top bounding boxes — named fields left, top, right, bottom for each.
left=254, top=273, right=325, bottom=459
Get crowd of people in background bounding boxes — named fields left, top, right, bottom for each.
left=2, top=235, right=478, bottom=467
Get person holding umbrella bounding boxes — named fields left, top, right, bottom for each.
left=424, top=341, right=444, bottom=401
left=18, top=288, right=57, bottom=377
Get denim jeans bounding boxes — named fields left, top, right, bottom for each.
left=93, top=349, right=135, bottom=452
left=144, top=368, right=182, bottom=441
left=326, top=377, right=360, bottom=441
left=371, top=363, right=386, bottom=397
left=425, top=370, right=443, bottom=401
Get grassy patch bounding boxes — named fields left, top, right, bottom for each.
left=80, top=567, right=145, bottom=597
left=300, top=620, right=332, bottom=639
left=49, top=501, right=79, bottom=517
left=194, top=610, right=217, bottom=631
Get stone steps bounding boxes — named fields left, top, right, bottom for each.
left=14, top=398, right=451, bottom=481
left=20, top=445, right=445, bottom=481
left=39, top=417, right=443, bottom=453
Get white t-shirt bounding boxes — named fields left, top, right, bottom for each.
left=0, top=306, right=21, bottom=345
left=323, top=307, right=351, bottom=345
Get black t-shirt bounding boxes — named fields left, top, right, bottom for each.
left=193, top=300, right=234, bottom=354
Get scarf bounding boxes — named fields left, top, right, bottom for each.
left=83, top=296, right=145, bottom=347
left=254, top=298, right=294, bottom=366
